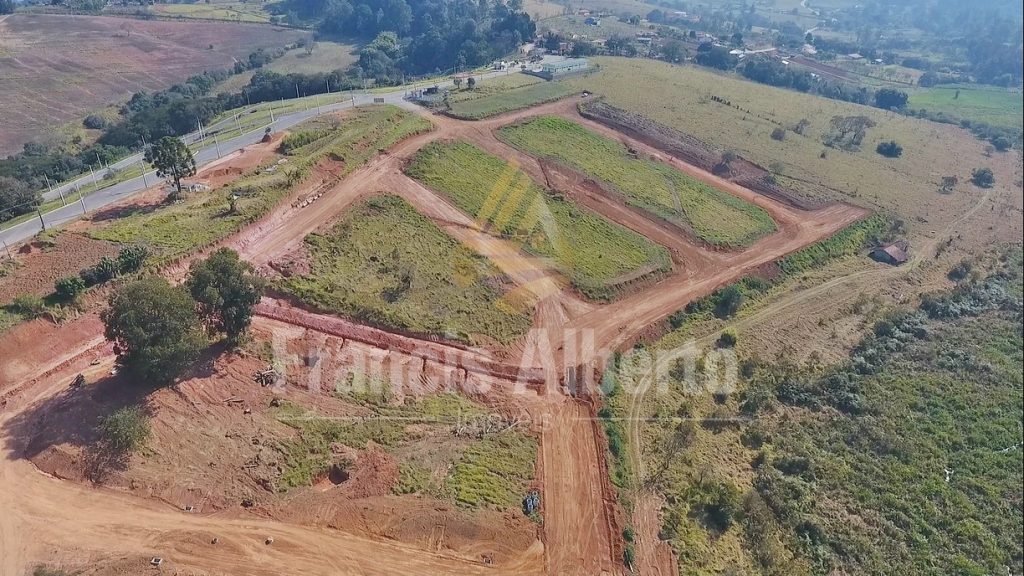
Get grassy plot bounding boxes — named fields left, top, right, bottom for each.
left=275, top=393, right=536, bottom=510
left=90, top=106, right=431, bottom=260
left=405, top=141, right=671, bottom=300
left=446, top=80, right=578, bottom=119
left=498, top=116, right=776, bottom=247
left=909, top=86, right=1023, bottom=130
left=282, top=194, right=532, bottom=344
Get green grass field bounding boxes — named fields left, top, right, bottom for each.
left=498, top=116, right=777, bottom=247
left=909, top=86, right=1024, bottom=130
left=406, top=141, right=672, bottom=300
left=283, top=194, right=532, bottom=344
left=91, top=106, right=431, bottom=260
left=446, top=80, right=578, bottom=119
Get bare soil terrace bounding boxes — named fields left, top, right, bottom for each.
left=1, top=96, right=869, bottom=576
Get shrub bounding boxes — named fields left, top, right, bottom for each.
left=9, top=294, right=46, bottom=317
left=970, top=167, right=995, bottom=188
left=83, top=115, right=108, bottom=130
left=97, top=406, right=150, bottom=452
left=991, top=135, right=1011, bottom=151
left=116, top=244, right=149, bottom=273
left=714, top=285, right=744, bottom=318
left=717, top=330, right=737, bottom=348
left=770, top=127, right=786, bottom=141
left=80, top=256, right=120, bottom=285
left=54, top=275, right=86, bottom=301
left=876, top=140, right=903, bottom=158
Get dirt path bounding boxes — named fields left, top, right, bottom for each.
left=535, top=399, right=618, bottom=576
left=2, top=97, right=879, bottom=576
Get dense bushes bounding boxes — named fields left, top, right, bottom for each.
left=78, top=245, right=149, bottom=288
left=875, top=140, right=903, bottom=158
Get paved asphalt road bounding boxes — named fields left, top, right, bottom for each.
left=1, top=68, right=516, bottom=248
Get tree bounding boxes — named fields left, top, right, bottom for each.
left=770, top=127, right=786, bottom=141
left=466, top=76, right=477, bottom=90
left=876, top=140, right=903, bottom=158
left=874, top=88, right=908, bottom=110
left=186, top=248, right=263, bottom=343
left=661, top=40, right=686, bottom=63
left=144, top=136, right=196, bottom=199
left=0, top=176, right=41, bottom=221
left=730, top=32, right=743, bottom=46
left=453, top=76, right=463, bottom=89
left=102, top=277, right=206, bottom=384
left=970, top=167, right=994, bottom=188
left=0, top=0, right=13, bottom=14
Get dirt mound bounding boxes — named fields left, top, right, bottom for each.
left=579, top=99, right=821, bottom=210
left=0, top=233, right=120, bottom=305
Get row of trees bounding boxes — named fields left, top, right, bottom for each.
left=102, top=249, right=263, bottom=385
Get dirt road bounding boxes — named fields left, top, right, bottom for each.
left=1, top=96, right=874, bottom=576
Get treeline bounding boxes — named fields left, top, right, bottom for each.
left=271, top=0, right=535, bottom=79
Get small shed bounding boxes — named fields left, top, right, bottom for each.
left=870, top=241, right=910, bottom=266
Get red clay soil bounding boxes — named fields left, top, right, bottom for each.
left=0, top=233, right=120, bottom=305
left=0, top=99, right=870, bottom=576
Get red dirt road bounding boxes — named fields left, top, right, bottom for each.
left=0, top=98, right=869, bottom=576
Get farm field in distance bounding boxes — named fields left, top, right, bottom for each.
left=406, top=140, right=672, bottom=300
left=0, top=13, right=304, bottom=156
left=499, top=116, right=777, bottom=247
left=908, top=85, right=1024, bottom=129
left=282, top=194, right=533, bottom=344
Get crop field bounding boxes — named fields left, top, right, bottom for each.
left=282, top=194, right=532, bottom=344
left=499, top=116, right=777, bottom=247
left=0, top=14, right=304, bottom=156
left=564, top=58, right=1023, bottom=240
left=406, top=141, right=672, bottom=299
left=91, top=106, right=430, bottom=259
left=909, top=86, right=1024, bottom=129
left=446, top=80, right=578, bottom=119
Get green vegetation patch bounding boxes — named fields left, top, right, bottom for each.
left=643, top=250, right=1024, bottom=574
left=909, top=86, right=1024, bottom=130
left=447, top=432, right=537, bottom=509
left=91, top=106, right=431, bottom=261
left=405, top=140, right=671, bottom=300
left=275, top=393, right=537, bottom=511
left=498, top=116, right=777, bottom=247
left=447, top=81, right=577, bottom=119
left=282, top=194, right=531, bottom=344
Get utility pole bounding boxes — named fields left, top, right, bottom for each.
left=88, top=164, right=98, bottom=193
left=37, top=210, right=45, bottom=230
left=140, top=157, right=149, bottom=188
left=326, top=78, right=330, bottom=94
left=295, top=84, right=300, bottom=99
left=234, top=113, right=241, bottom=135
left=270, top=100, right=275, bottom=123
left=2, top=239, right=12, bottom=260
left=315, top=92, right=321, bottom=115
left=79, top=193, right=87, bottom=215
left=214, top=134, right=222, bottom=159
